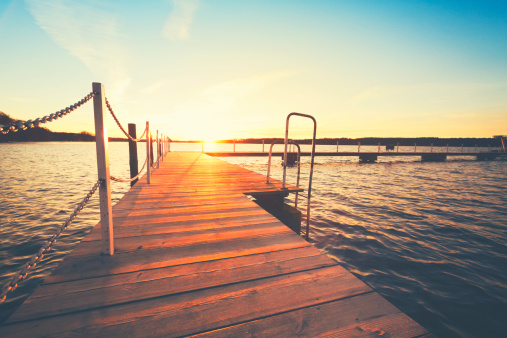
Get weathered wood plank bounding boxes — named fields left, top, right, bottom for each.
left=189, top=292, right=427, bottom=338
left=84, top=213, right=276, bottom=241
left=111, top=195, right=248, bottom=211
left=108, top=199, right=259, bottom=218
left=2, top=266, right=371, bottom=336
left=43, top=232, right=310, bottom=283
left=112, top=207, right=271, bottom=228
left=10, top=252, right=336, bottom=322
left=67, top=221, right=294, bottom=257
left=39, top=246, right=323, bottom=292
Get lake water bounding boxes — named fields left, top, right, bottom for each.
left=0, top=142, right=506, bottom=337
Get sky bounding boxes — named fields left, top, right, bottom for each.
left=1, top=0, right=506, bottom=140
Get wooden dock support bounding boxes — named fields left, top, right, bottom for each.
left=281, top=152, right=298, bottom=166
left=145, top=122, right=151, bottom=184
left=359, top=154, right=377, bottom=163
left=421, top=154, right=446, bottom=162
left=92, top=82, right=114, bottom=256
left=156, top=130, right=159, bottom=169
left=128, top=123, right=139, bottom=187
left=477, top=153, right=498, bottom=161
left=149, top=133, right=154, bottom=167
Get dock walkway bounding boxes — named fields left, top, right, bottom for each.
left=2, top=153, right=431, bottom=337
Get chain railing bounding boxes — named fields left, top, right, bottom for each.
left=0, top=92, right=96, bottom=134
left=110, top=157, right=148, bottom=183
left=105, top=98, right=146, bottom=142
left=0, top=82, right=170, bottom=304
left=0, top=179, right=101, bottom=303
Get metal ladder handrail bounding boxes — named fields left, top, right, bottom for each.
left=283, top=112, right=317, bottom=240
left=266, top=140, right=301, bottom=208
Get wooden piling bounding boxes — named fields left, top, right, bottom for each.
left=150, top=134, right=154, bottom=167
left=128, top=123, right=139, bottom=187
left=92, top=82, right=114, bottom=256
left=146, top=122, right=151, bottom=184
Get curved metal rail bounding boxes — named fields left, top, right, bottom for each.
left=266, top=140, right=301, bottom=207
left=284, top=113, right=317, bottom=240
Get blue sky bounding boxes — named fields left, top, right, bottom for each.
left=1, top=0, right=506, bottom=140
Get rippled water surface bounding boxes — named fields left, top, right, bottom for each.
left=1, top=142, right=506, bottom=337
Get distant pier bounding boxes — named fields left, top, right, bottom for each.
left=205, top=151, right=506, bottom=163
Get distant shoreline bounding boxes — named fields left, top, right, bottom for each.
left=1, top=134, right=503, bottom=148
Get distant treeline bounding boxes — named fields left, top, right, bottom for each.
left=0, top=111, right=134, bottom=143
left=0, top=126, right=95, bottom=142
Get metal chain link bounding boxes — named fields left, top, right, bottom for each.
left=105, top=98, right=146, bottom=142
left=110, top=157, right=148, bottom=183
left=0, top=92, right=96, bottom=135
left=0, top=179, right=101, bottom=303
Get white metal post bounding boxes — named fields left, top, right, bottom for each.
left=146, top=122, right=151, bottom=184
left=92, top=82, right=114, bottom=256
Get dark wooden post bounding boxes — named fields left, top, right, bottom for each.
left=161, top=133, right=164, bottom=161
left=156, top=130, right=159, bottom=169
left=128, top=123, right=139, bottom=187
left=150, top=134, right=154, bottom=167
left=146, top=122, right=151, bottom=184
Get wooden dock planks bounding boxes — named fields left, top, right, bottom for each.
left=1, top=153, right=431, bottom=337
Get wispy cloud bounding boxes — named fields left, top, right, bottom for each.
left=164, top=70, right=296, bottom=139
left=163, top=0, right=199, bottom=41
left=25, top=0, right=131, bottom=101
left=176, top=70, right=295, bottom=117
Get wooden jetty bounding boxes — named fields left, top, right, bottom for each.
left=1, top=153, right=432, bottom=337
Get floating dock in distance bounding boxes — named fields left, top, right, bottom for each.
left=206, top=151, right=506, bottom=163
left=1, top=153, right=432, bottom=337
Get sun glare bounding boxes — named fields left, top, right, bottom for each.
left=174, top=113, right=236, bottom=142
